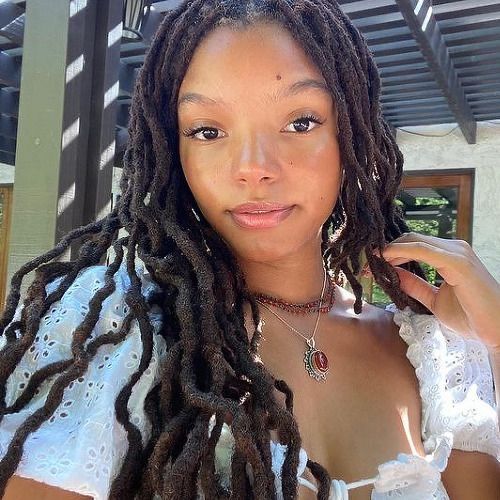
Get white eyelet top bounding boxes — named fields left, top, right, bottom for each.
left=0, top=263, right=498, bottom=499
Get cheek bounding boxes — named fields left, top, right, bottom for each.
left=180, top=160, right=223, bottom=224
left=180, top=145, right=207, bottom=200
left=300, top=139, right=341, bottom=209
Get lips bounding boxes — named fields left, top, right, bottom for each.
left=230, top=202, right=295, bottom=229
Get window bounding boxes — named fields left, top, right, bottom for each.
left=367, top=170, right=474, bottom=307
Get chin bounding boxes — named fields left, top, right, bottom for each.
left=229, top=239, right=301, bottom=265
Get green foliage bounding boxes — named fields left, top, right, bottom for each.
left=406, top=219, right=439, bottom=236
left=414, top=197, right=448, bottom=206
left=370, top=196, right=449, bottom=306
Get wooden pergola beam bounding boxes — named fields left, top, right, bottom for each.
left=81, top=0, right=123, bottom=227
left=7, top=0, right=123, bottom=293
left=395, top=0, right=476, bottom=143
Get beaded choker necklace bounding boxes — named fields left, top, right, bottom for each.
left=253, top=272, right=336, bottom=314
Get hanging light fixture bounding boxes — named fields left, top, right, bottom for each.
left=122, top=0, right=153, bottom=40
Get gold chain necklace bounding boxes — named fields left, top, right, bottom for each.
left=256, top=268, right=330, bottom=382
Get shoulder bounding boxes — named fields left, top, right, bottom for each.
left=45, top=261, right=160, bottom=303
left=329, top=287, right=422, bottom=404
left=331, top=285, right=406, bottom=357
left=36, top=261, right=162, bottom=329
left=0, top=261, right=167, bottom=499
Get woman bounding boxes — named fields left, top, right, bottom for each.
left=0, top=1, right=498, bottom=499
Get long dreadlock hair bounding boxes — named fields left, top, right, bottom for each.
left=0, top=1, right=430, bottom=498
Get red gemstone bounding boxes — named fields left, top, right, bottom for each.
left=312, top=350, right=329, bottom=372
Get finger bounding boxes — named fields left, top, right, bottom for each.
left=362, top=257, right=414, bottom=273
left=394, top=267, right=439, bottom=312
left=372, top=241, right=463, bottom=280
left=383, top=257, right=413, bottom=266
left=389, top=232, right=456, bottom=250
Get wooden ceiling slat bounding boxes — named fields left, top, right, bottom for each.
left=382, top=102, right=450, bottom=112
left=0, top=135, right=15, bottom=155
left=381, top=96, right=447, bottom=108
left=0, top=88, right=18, bottom=118
left=449, top=41, right=500, bottom=58
left=0, top=12, right=24, bottom=46
left=340, top=3, right=398, bottom=21
left=0, top=1, right=23, bottom=31
left=390, top=116, right=457, bottom=127
left=381, top=90, right=445, bottom=102
left=441, top=18, right=500, bottom=35
left=467, top=91, right=500, bottom=102
left=433, top=3, right=500, bottom=21
left=438, top=12, right=500, bottom=31
left=381, top=73, right=435, bottom=86
left=0, top=52, right=20, bottom=88
left=382, top=81, right=439, bottom=94
left=384, top=105, right=451, bottom=118
left=379, top=62, right=430, bottom=77
left=445, top=27, right=500, bottom=47
left=0, top=150, right=14, bottom=164
left=395, top=0, right=476, bottom=143
left=0, top=115, right=16, bottom=139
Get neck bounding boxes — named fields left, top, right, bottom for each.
left=239, top=245, right=326, bottom=304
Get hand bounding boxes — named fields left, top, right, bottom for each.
left=365, top=232, right=500, bottom=351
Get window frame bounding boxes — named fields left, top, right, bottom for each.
left=363, top=169, right=474, bottom=305
left=401, top=169, right=474, bottom=244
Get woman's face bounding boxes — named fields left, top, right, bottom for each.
left=177, top=21, right=341, bottom=264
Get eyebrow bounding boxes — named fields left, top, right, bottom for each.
left=177, top=78, right=330, bottom=108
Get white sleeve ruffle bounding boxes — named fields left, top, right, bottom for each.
left=0, top=263, right=166, bottom=500
left=387, top=304, right=500, bottom=462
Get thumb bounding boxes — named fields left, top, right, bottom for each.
left=394, top=266, right=438, bottom=312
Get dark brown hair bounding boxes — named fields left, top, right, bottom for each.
left=0, top=1, right=428, bottom=498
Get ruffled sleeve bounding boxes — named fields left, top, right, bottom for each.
left=387, top=304, right=500, bottom=463
left=0, top=262, right=166, bottom=499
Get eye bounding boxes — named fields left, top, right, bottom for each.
left=182, top=126, right=225, bottom=142
left=182, top=113, right=324, bottom=141
left=284, top=114, right=323, bottom=133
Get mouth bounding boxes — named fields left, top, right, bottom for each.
left=230, top=203, right=295, bottom=229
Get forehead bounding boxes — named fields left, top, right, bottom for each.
left=177, top=21, right=327, bottom=106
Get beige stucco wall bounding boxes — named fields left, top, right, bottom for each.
left=396, top=120, right=500, bottom=281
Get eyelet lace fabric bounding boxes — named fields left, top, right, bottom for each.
left=0, top=263, right=165, bottom=499
left=0, top=263, right=498, bottom=500
left=387, top=304, right=499, bottom=462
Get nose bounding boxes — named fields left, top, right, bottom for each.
left=231, top=132, right=280, bottom=184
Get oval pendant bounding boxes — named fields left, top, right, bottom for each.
left=303, top=344, right=329, bottom=382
